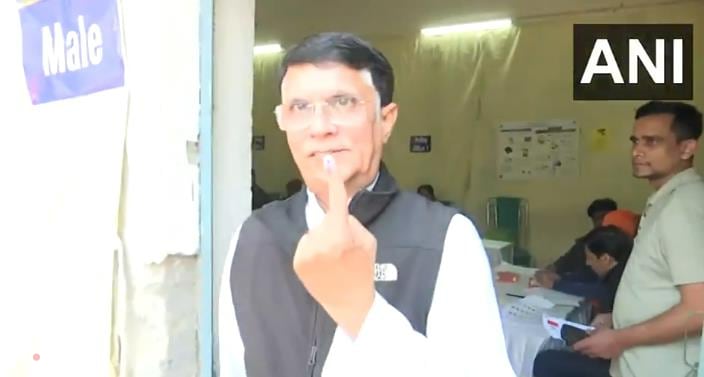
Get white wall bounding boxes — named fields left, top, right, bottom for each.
left=212, top=0, right=256, bottom=373
left=0, top=0, right=217, bottom=375
left=115, top=0, right=204, bottom=375
left=0, top=2, right=127, bottom=375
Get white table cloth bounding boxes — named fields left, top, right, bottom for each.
left=493, top=263, right=585, bottom=377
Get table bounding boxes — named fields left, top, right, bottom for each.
left=493, top=263, right=589, bottom=377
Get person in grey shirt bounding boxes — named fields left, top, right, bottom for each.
left=574, top=101, right=704, bottom=377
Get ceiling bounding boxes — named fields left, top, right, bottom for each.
left=254, top=0, right=686, bottom=44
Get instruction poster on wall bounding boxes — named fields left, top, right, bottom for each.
left=497, top=120, right=579, bottom=180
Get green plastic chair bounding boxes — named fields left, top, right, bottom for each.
left=485, top=197, right=533, bottom=267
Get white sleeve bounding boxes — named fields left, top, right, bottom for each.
left=328, top=214, right=515, bottom=376
left=218, top=225, right=247, bottom=377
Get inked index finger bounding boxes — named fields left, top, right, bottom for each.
left=323, top=154, right=349, bottom=222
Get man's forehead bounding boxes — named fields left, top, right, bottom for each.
left=633, top=113, right=674, bottom=135
left=281, top=63, right=374, bottom=94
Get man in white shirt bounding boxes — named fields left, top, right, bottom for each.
left=219, top=32, right=514, bottom=377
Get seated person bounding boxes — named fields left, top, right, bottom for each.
left=534, top=198, right=618, bottom=286
left=535, top=210, right=638, bottom=286
left=598, top=209, right=640, bottom=238
left=417, top=184, right=436, bottom=201
left=417, top=183, right=475, bottom=224
left=251, top=169, right=273, bottom=210
left=533, top=226, right=632, bottom=377
left=543, top=225, right=633, bottom=313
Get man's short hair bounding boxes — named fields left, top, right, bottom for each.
left=583, top=225, right=634, bottom=263
left=635, top=101, right=703, bottom=142
left=417, top=184, right=435, bottom=195
left=278, top=32, right=395, bottom=106
left=587, top=198, right=618, bottom=218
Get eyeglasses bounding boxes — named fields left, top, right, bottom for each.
left=274, top=94, right=370, bottom=132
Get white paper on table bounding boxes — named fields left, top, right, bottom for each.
left=525, top=287, right=582, bottom=307
left=523, top=295, right=555, bottom=309
left=502, top=295, right=556, bottom=324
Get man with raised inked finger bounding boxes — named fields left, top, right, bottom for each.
left=219, top=32, right=515, bottom=377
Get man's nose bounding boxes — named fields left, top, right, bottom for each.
left=308, top=105, right=336, bottom=136
left=632, top=144, right=644, bottom=158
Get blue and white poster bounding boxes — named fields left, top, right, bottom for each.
left=410, top=135, right=431, bottom=153
left=18, top=0, right=124, bottom=104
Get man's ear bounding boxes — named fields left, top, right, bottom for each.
left=679, top=139, right=698, bottom=160
left=379, top=103, right=398, bottom=143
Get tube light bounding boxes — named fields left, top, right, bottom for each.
left=421, top=18, right=512, bottom=37
left=253, top=43, right=283, bottom=55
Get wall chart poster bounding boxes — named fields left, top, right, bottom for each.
left=497, top=120, right=579, bottom=180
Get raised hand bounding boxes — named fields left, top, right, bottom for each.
left=293, top=154, right=378, bottom=338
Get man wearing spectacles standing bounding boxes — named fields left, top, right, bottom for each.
left=219, top=32, right=515, bottom=377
